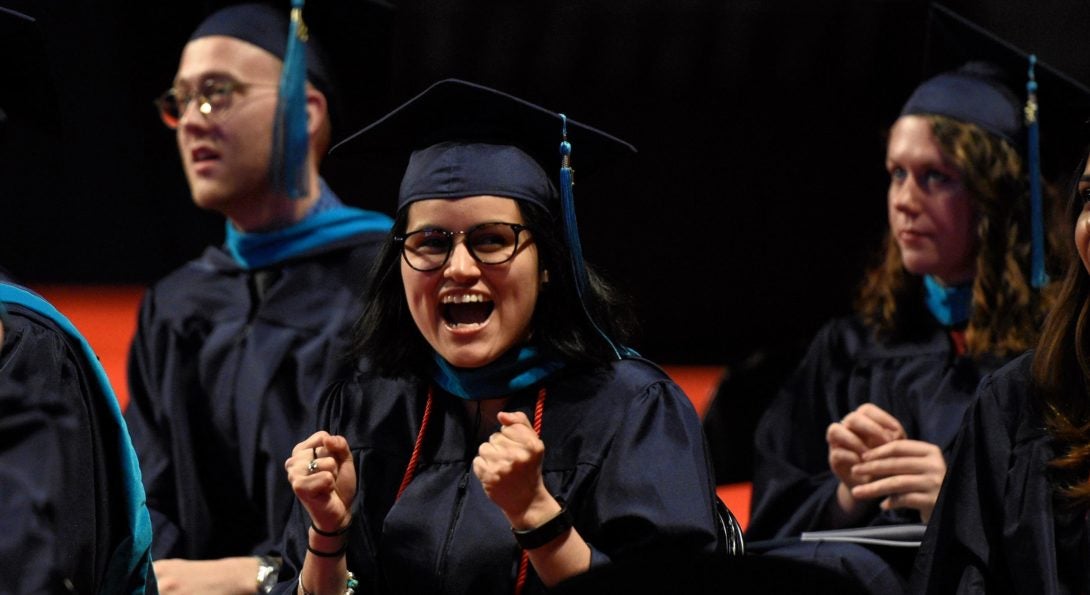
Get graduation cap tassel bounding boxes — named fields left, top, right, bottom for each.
left=270, top=0, right=310, bottom=199
left=559, top=115, right=623, bottom=360
left=558, top=116, right=587, bottom=296
left=1025, top=55, right=1048, bottom=289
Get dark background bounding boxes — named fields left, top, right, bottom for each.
left=2, top=0, right=1089, bottom=366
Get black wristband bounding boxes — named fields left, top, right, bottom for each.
left=512, top=497, right=573, bottom=550
left=307, top=541, right=349, bottom=558
left=311, top=519, right=351, bottom=538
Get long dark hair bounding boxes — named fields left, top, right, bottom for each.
left=855, top=115, right=1055, bottom=357
left=352, top=199, right=637, bottom=378
left=1032, top=146, right=1090, bottom=505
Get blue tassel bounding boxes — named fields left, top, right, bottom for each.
left=558, top=116, right=586, bottom=296
left=1026, top=54, right=1047, bottom=288
left=558, top=115, right=623, bottom=360
left=271, top=0, right=310, bottom=199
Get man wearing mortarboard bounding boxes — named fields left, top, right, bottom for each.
left=123, top=3, right=392, bottom=592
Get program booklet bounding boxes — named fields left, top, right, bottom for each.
left=799, top=523, right=927, bottom=548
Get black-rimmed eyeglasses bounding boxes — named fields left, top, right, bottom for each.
left=395, top=222, right=532, bottom=272
left=154, top=78, right=278, bottom=129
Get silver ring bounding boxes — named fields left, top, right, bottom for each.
left=307, top=459, right=319, bottom=474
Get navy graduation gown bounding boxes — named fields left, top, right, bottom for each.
left=274, top=358, right=722, bottom=595
left=911, top=353, right=1090, bottom=594
left=0, top=292, right=150, bottom=592
left=748, top=315, right=1004, bottom=541
left=125, top=232, right=385, bottom=560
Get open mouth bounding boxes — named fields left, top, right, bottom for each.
left=441, top=293, right=494, bottom=329
left=191, top=147, right=220, bottom=163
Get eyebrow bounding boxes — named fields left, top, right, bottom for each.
left=173, top=71, right=235, bottom=88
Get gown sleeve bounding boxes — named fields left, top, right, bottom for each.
left=124, top=287, right=184, bottom=558
left=911, top=355, right=1077, bottom=595
left=585, top=376, right=721, bottom=564
left=909, top=371, right=1009, bottom=593
left=0, top=314, right=94, bottom=591
left=0, top=302, right=146, bottom=592
left=748, top=320, right=867, bottom=540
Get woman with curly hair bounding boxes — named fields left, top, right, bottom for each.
left=747, top=62, right=1057, bottom=593
left=911, top=144, right=1090, bottom=594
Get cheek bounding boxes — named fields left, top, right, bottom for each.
left=512, top=281, right=541, bottom=324
left=1077, top=213, right=1090, bottom=273
left=239, top=121, right=273, bottom=163
left=400, top=266, right=434, bottom=328
left=932, top=197, right=975, bottom=250
left=499, top=263, right=542, bottom=328
left=224, top=108, right=271, bottom=153
left=952, top=204, right=977, bottom=254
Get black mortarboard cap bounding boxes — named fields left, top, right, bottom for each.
left=330, top=78, right=636, bottom=215
left=912, top=3, right=1090, bottom=178
left=333, top=78, right=638, bottom=360
left=907, top=3, right=1090, bottom=288
left=188, top=2, right=341, bottom=134
left=901, top=61, right=1023, bottom=148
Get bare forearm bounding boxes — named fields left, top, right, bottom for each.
left=151, top=556, right=263, bottom=594
left=297, top=528, right=349, bottom=595
left=506, top=492, right=591, bottom=586
left=525, top=528, right=591, bottom=587
left=297, top=557, right=347, bottom=595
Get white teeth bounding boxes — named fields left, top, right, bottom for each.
left=441, top=294, right=487, bottom=304
left=444, top=320, right=483, bottom=329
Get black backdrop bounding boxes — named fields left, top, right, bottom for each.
left=2, top=0, right=1089, bottom=365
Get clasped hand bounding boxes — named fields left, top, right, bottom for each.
left=825, top=403, right=945, bottom=523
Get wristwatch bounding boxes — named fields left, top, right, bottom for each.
left=255, top=555, right=281, bottom=594
left=511, top=497, right=574, bottom=550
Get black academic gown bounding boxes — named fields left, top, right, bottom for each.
left=125, top=233, right=384, bottom=561
left=749, top=316, right=1002, bottom=539
left=747, top=316, right=1005, bottom=592
left=274, top=358, right=722, bottom=595
left=0, top=295, right=148, bottom=593
left=911, top=353, right=1090, bottom=594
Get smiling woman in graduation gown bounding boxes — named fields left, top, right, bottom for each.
left=273, top=79, right=723, bottom=595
